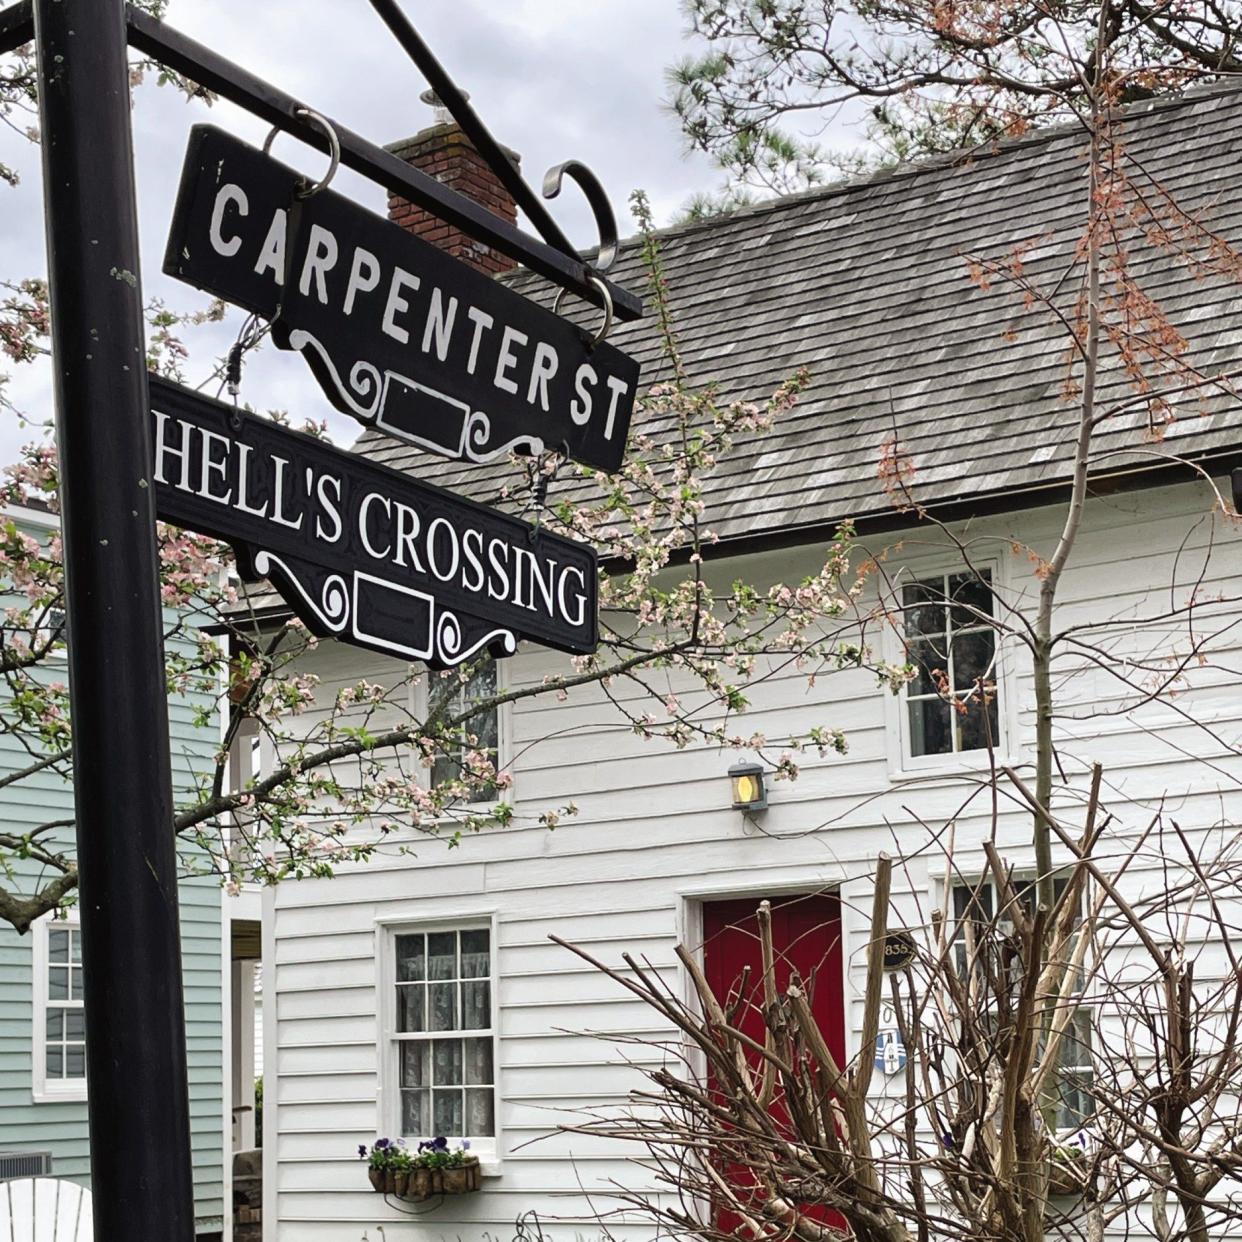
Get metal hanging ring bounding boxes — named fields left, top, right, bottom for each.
left=551, top=275, right=613, bottom=349
left=262, top=108, right=341, bottom=199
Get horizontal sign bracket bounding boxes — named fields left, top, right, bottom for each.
left=0, top=2, right=636, bottom=312
left=0, top=1, right=30, bottom=50
left=123, top=5, right=643, bottom=322
left=368, top=0, right=580, bottom=263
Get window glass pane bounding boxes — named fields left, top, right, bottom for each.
left=433, top=1038, right=464, bottom=1086
left=401, top=1088, right=429, bottom=1136
left=427, top=932, right=457, bottom=981
left=902, top=580, right=946, bottom=636
left=462, top=980, right=490, bottom=1030
left=432, top=753, right=460, bottom=790
left=464, top=1037, right=493, bottom=1086
left=47, top=1047, right=63, bottom=1077
left=396, top=935, right=425, bottom=982
left=460, top=930, right=490, bottom=978
left=69, top=930, right=82, bottom=963
left=468, top=706, right=499, bottom=756
left=397, top=984, right=425, bottom=1033
left=957, top=694, right=999, bottom=753
left=48, top=929, right=69, bottom=963
left=908, top=638, right=949, bottom=697
left=909, top=698, right=950, bottom=757
left=465, top=659, right=497, bottom=706
left=466, top=1088, right=495, bottom=1136
left=949, top=571, right=993, bottom=630
left=429, top=659, right=500, bottom=803
left=952, top=629, right=996, bottom=692
left=432, top=1088, right=463, bottom=1136
left=428, top=982, right=458, bottom=1032
left=48, top=965, right=68, bottom=1001
left=66, top=1046, right=85, bottom=1078
left=428, top=671, right=459, bottom=716
left=46, top=1010, right=64, bottom=1041
left=70, top=966, right=83, bottom=1001
left=66, top=1010, right=85, bottom=1041
left=401, top=1042, right=429, bottom=1089
left=953, top=882, right=995, bottom=924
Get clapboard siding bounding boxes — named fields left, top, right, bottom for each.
left=0, top=511, right=225, bottom=1233
left=266, top=479, right=1242, bottom=1239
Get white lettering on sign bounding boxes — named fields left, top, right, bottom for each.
left=202, top=181, right=634, bottom=440
left=209, top=184, right=248, bottom=258
left=153, top=410, right=590, bottom=633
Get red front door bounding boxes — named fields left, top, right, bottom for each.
left=701, top=890, right=846, bottom=1235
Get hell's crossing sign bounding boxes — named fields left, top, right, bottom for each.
left=149, top=376, right=597, bottom=666
left=163, top=125, right=640, bottom=473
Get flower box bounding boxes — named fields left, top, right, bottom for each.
left=360, top=1136, right=480, bottom=1200
left=400, top=1160, right=481, bottom=1199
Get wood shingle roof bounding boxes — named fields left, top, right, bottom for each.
left=352, top=84, right=1242, bottom=551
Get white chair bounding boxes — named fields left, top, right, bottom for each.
left=0, top=1178, right=92, bottom=1241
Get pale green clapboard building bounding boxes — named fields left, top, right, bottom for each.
left=0, top=503, right=226, bottom=1238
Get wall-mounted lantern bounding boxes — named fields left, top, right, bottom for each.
left=728, top=761, right=768, bottom=812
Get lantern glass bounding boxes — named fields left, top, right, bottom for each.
left=729, top=764, right=767, bottom=811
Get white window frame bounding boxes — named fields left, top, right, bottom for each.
left=945, top=872, right=1094, bottom=1134
left=375, top=911, right=501, bottom=1171
left=31, top=910, right=87, bottom=1104
left=885, top=557, right=1018, bottom=779
left=410, top=656, right=511, bottom=815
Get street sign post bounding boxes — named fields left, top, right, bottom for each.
left=150, top=378, right=598, bottom=666
left=32, top=2, right=195, bottom=1239
left=165, top=126, right=640, bottom=472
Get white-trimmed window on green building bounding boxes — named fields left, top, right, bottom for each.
left=32, top=913, right=87, bottom=1102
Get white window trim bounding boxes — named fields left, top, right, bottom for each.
left=31, top=910, right=87, bottom=1104
left=374, top=910, right=502, bottom=1175
left=409, top=657, right=512, bottom=819
left=884, top=556, right=1021, bottom=781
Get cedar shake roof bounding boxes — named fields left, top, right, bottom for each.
left=351, top=83, right=1242, bottom=551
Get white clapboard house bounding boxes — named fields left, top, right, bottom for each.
left=248, top=89, right=1242, bottom=1239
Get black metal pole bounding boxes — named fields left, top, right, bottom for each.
left=33, top=2, right=195, bottom=1239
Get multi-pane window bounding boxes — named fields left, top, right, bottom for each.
left=428, top=659, right=500, bottom=804
left=394, top=927, right=495, bottom=1140
left=903, top=570, right=1000, bottom=758
left=43, top=922, right=86, bottom=1085
left=952, top=879, right=1092, bottom=1130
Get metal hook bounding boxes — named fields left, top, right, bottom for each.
left=552, top=275, right=614, bottom=349
left=541, top=160, right=619, bottom=273
left=262, top=107, right=341, bottom=199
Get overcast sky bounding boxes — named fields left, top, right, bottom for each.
left=0, top=1, right=807, bottom=460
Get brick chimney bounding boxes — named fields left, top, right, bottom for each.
left=387, top=89, right=519, bottom=277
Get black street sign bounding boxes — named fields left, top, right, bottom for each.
left=163, top=125, right=640, bottom=474
left=150, top=377, right=598, bottom=665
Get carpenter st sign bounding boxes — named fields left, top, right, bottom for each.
left=163, top=125, right=640, bottom=473
left=149, top=377, right=597, bottom=666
